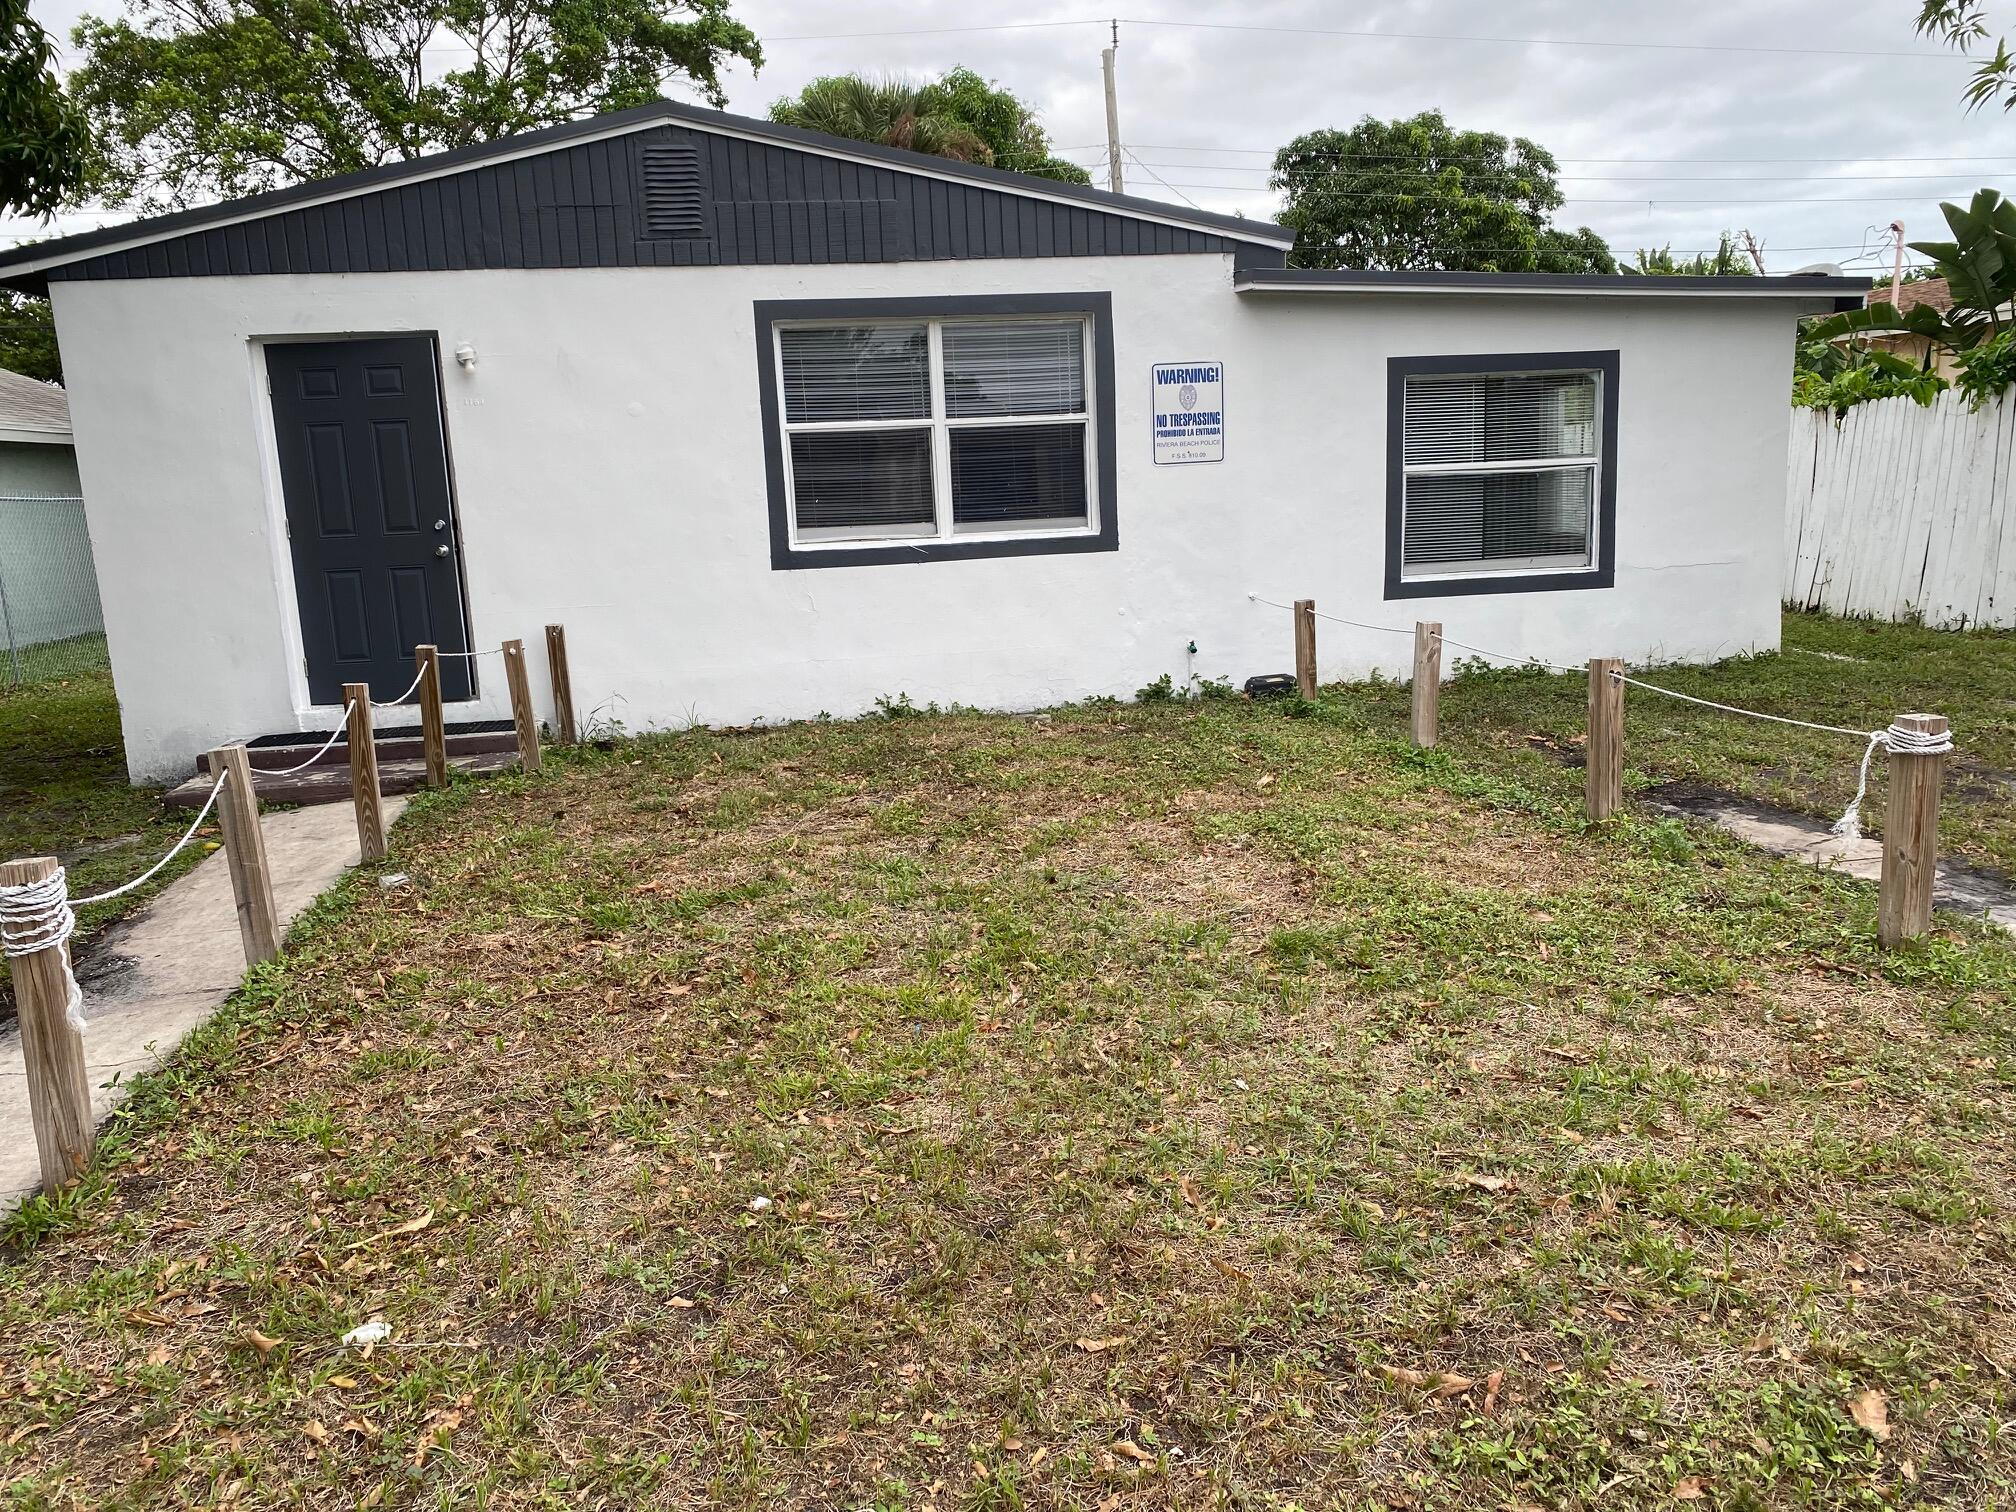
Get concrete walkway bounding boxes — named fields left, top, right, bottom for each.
left=1, top=798, right=405, bottom=1204
left=1643, top=785, right=2016, bottom=936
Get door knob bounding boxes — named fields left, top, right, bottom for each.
left=435, top=544, right=451, bottom=557
left=433, top=518, right=447, bottom=531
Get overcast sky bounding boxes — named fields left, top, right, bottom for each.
left=12, top=0, right=2014, bottom=274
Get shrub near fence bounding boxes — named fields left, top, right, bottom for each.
left=0, top=494, right=107, bottom=685
left=1785, top=390, right=2016, bottom=629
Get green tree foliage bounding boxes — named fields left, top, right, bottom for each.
left=1, top=0, right=91, bottom=215
left=1271, top=111, right=1615, bottom=273
left=923, top=67, right=1087, bottom=182
left=1953, top=328, right=2016, bottom=406
left=70, top=0, right=762, bottom=210
left=769, top=68, right=1088, bottom=183
left=1791, top=341, right=1946, bottom=416
left=1918, top=0, right=2016, bottom=110
left=1806, top=189, right=2016, bottom=354
left=0, top=290, right=60, bottom=383
left=1632, top=233, right=1755, bottom=276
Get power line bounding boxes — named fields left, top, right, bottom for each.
left=1108, top=184, right=1999, bottom=203
left=1064, top=160, right=2016, bottom=184
left=1121, top=144, right=1199, bottom=210
left=765, top=19, right=1103, bottom=42
left=1056, top=145, right=2016, bottom=164
left=754, top=14, right=1962, bottom=61
left=1112, top=16, right=1961, bottom=61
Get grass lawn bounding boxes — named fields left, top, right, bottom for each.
left=1, top=613, right=2013, bottom=1508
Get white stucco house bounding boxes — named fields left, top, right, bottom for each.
left=0, top=100, right=1867, bottom=782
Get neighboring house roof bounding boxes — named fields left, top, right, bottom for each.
left=1233, top=267, right=1870, bottom=308
left=0, top=366, right=70, bottom=445
left=0, top=100, right=1293, bottom=294
left=1868, top=276, right=1952, bottom=313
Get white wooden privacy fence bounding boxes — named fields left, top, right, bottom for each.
left=1785, top=391, right=2016, bottom=629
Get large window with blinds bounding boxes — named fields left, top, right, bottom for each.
left=1385, top=350, right=1618, bottom=599
left=756, top=294, right=1116, bottom=570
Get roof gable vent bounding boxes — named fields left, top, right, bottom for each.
left=639, top=141, right=709, bottom=239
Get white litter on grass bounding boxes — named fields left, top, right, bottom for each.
left=378, top=872, right=411, bottom=889
left=748, top=1196, right=773, bottom=1212
left=341, top=1319, right=393, bottom=1346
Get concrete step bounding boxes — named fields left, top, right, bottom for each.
left=196, top=720, right=518, bottom=775
left=165, top=748, right=519, bottom=810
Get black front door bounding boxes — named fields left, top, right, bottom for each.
left=267, top=336, right=472, bottom=705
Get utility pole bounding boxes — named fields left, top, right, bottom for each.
left=1888, top=220, right=1906, bottom=306
left=1102, top=19, right=1124, bottom=195
left=1739, top=228, right=1768, bottom=276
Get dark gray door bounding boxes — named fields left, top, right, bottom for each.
left=267, top=336, right=472, bottom=705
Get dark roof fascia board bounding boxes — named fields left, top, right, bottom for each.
left=1234, top=267, right=1872, bottom=302
left=0, top=100, right=1291, bottom=283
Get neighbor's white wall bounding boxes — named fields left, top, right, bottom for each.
left=51, top=258, right=1799, bottom=782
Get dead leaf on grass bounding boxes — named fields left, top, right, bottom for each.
left=343, top=1209, right=434, bottom=1251
left=1075, top=1336, right=1126, bottom=1354
left=1380, top=1365, right=1474, bottom=1398
left=1482, top=1369, right=1504, bottom=1417
left=1673, top=1475, right=1710, bottom=1500
left=1208, top=1256, right=1251, bottom=1284
left=301, top=1420, right=330, bottom=1444
left=1177, top=1175, right=1203, bottom=1209
left=1849, top=1388, right=1891, bottom=1442
left=245, top=1328, right=282, bottom=1356
left=1449, top=1172, right=1513, bottom=1194
left=1112, top=1439, right=1155, bottom=1463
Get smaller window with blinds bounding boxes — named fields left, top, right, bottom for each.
left=1386, top=350, right=1618, bottom=600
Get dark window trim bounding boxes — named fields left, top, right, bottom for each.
left=755, top=292, right=1118, bottom=570
left=1384, top=349, right=1620, bottom=601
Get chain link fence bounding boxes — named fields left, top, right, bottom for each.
left=0, top=495, right=107, bottom=687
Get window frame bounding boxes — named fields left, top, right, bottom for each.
left=756, top=293, right=1119, bottom=570
left=1384, top=350, right=1619, bottom=600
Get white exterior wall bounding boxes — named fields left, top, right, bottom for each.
left=51, top=255, right=1799, bottom=782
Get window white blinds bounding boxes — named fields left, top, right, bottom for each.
left=779, top=323, right=930, bottom=423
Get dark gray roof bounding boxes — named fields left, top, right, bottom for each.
left=0, top=367, right=69, bottom=438
left=0, top=99, right=1292, bottom=291
left=1234, top=266, right=1871, bottom=306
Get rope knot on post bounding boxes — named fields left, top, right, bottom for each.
left=1833, top=719, right=1957, bottom=841
left=0, top=866, right=84, bottom=1031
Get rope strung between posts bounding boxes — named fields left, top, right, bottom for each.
left=1246, top=593, right=1960, bottom=838
left=0, top=869, right=83, bottom=1031
left=1612, top=673, right=1869, bottom=739
left=261, top=708, right=356, bottom=776
left=372, top=665, right=428, bottom=708
left=0, top=769, right=229, bottom=1031
left=1248, top=593, right=1583, bottom=674
left=433, top=647, right=504, bottom=659
left=74, top=769, right=228, bottom=906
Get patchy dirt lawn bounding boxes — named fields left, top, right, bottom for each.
left=3, top=692, right=2014, bottom=1509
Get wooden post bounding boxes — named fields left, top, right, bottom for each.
left=545, top=624, right=577, bottom=745
left=503, top=639, right=542, bottom=774
left=1293, top=599, right=1317, bottom=699
left=211, top=745, right=279, bottom=966
left=415, top=645, right=448, bottom=790
left=1585, top=658, right=1624, bottom=821
left=1411, top=621, right=1442, bottom=748
left=1879, top=713, right=1948, bottom=948
left=0, top=857, right=94, bottom=1194
left=343, top=685, right=387, bottom=863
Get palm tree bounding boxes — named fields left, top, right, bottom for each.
left=769, top=75, right=992, bottom=165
